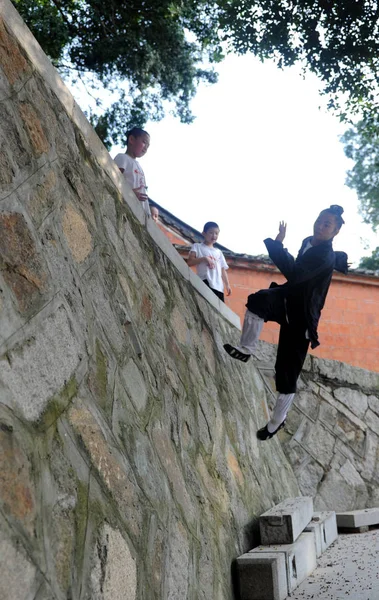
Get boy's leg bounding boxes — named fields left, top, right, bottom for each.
left=274, top=323, right=310, bottom=394
left=224, top=310, right=263, bottom=362
left=224, top=288, right=284, bottom=362
left=238, top=310, right=264, bottom=354
left=267, top=393, right=295, bottom=433
left=257, top=322, right=309, bottom=440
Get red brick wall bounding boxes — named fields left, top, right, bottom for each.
left=315, top=275, right=379, bottom=370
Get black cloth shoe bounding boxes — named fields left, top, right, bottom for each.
left=257, top=421, right=285, bottom=441
left=223, top=343, right=250, bottom=363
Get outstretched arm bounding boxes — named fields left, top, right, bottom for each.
left=275, top=221, right=287, bottom=243
left=266, top=236, right=335, bottom=285
left=264, top=221, right=297, bottom=279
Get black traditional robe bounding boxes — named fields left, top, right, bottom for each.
left=246, top=236, right=348, bottom=393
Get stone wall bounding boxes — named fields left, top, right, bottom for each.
left=255, top=343, right=379, bottom=512
left=0, top=3, right=300, bottom=599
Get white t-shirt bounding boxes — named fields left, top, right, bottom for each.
left=114, top=153, right=150, bottom=215
left=190, top=243, right=228, bottom=293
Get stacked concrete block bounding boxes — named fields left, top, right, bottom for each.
left=259, top=496, right=314, bottom=545
left=304, top=511, right=338, bottom=557
left=237, top=553, right=287, bottom=600
left=237, top=497, right=317, bottom=600
left=249, top=533, right=317, bottom=596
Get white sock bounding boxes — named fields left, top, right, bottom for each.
left=267, top=393, right=295, bottom=433
left=236, top=310, right=264, bottom=355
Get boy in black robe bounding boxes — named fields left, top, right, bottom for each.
left=224, top=205, right=348, bottom=440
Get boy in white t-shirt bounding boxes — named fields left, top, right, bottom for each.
left=188, top=222, right=231, bottom=302
left=113, top=127, right=151, bottom=215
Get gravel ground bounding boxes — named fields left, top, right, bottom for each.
left=288, top=530, right=379, bottom=600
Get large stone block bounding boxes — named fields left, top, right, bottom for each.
left=0, top=537, right=37, bottom=600
left=337, top=507, right=379, bottom=529
left=250, top=532, right=317, bottom=596
left=237, top=552, right=287, bottom=600
left=333, top=387, right=368, bottom=419
left=62, top=203, right=92, bottom=263
left=304, top=511, right=338, bottom=557
left=0, top=305, right=81, bottom=421
left=0, top=17, right=30, bottom=85
left=259, top=497, right=313, bottom=545
left=68, top=400, right=143, bottom=538
left=19, top=101, right=49, bottom=156
left=0, top=425, right=35, bottom=534
left=90, top=523, right=137, bottom=600
left=0, top=211, right=46, bottom=312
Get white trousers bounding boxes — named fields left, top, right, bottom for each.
left=237, top=310, right=264, bottom=354
left=267, top=393, right=295, bottom=433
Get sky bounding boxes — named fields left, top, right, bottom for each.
left=78, top=53, right=378, bottom=267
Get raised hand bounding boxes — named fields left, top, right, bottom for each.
left=275, top=220, right=287, bottom=243
left=133, top=186, right=149, bottom=203
left=204, top=255, right=216, bottom=269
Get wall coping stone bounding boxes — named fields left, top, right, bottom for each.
left=0, top=0, right=241, bottom=331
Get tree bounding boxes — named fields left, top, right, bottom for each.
left=12, top=0, right=222, bottom=147
left=218, top=0, right=379, bottom=117
left=358, top=247, right=379, bottom=270
left=341, top=118, right=379, bottom=229
left=13, top=1, right=379, bottom=146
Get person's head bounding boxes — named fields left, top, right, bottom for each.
left=126, top=127, right=150, bottom=159
left=150, top=206, right=159, bottom=222
left=202, top=221, right=220, bottom=246
left=313, top=205, right=345, bottom=243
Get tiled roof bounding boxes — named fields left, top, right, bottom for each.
left=149, top=199, right=232, bottom=252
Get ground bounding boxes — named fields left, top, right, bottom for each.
left=289, top=530, right=379, bottom=599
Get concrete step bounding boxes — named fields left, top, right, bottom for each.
left=304, top=511, right=338, bottom=557
left=336, top=507, right=379, bottom=529
left=259, top=496, right=314, bottom=545
left=236, top=552, right=287, bottom=600
left=249, top=532, right=317, bottom=596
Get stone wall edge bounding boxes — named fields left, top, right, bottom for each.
left=0, top=0, right=241, bottom=331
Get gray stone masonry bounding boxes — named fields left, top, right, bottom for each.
left=0, top=2, right=300, bottom=599
left=2, top=1, right=379, bottom=598
left=336, top=507, right=379, bottom=529
left=250, top=532, right=317, bottom=596
left=254, top=343, right=379, bottom=512
left=259, top=497, right=313, bottom=545
left=237, top=553, right=287, bottom=600
left=304, top=511, right=338, bottom=557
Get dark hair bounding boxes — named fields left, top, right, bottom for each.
left=203, top=221, right=219, bottom=233
left=126, top=127, right=149, bottom=143
left=322, top=204, right=345, bottom=229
